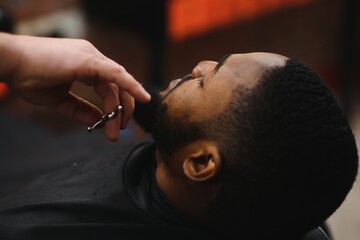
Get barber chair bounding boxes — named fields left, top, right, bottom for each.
left=301, top=226, right=331, bottom=240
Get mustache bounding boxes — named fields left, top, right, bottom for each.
left=175, top=73, right=193, bottom=90
left=180, top=73, right=193, bottom=82
left=162, top=74, right=193, bottom=100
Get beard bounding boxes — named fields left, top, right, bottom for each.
left=133, top=88, right=163, bottom=134
left=133, top=88, right=205, bottom=154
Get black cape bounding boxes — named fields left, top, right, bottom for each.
left=0, top=115, right=205, bottom=240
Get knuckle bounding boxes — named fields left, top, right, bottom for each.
left=79, top=39, right=93, bottom=48
left=108, top=83, right=119, bottom=95
left=117, top=65, right=126, bottom=72
left=115, top=65, right=126, bottom=77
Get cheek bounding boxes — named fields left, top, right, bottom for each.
left=165, top=91, right=202, bottom=122
left=163, top=81, right=232, bottom=122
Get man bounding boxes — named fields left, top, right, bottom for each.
left=0, top=49, right=358, bottom=239
left=133, top=52, right=358, bottom=239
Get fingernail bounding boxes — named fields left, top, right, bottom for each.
left=142, top=90, right=151, bottom=101
left=138, top=83, right=151, bottom=102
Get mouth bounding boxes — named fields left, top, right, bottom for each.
left=169, top=79, right=182, bottom=91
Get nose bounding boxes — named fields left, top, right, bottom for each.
left=191, top=61, right=217, bottom=78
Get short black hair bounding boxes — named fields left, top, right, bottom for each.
left=198, top=59, right=358, bottom=239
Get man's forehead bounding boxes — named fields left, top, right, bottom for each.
left=226, top=52, right=288, bottom=68
left=213, top=52, right=287, bottom=89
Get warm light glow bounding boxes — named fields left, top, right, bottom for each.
left=168, top=0, right=315, bottom=41
left=0, top=83, right=10, bottom=101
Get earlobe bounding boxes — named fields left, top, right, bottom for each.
left=183, top=142, right=222, bottom=182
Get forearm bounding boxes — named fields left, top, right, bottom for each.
left=0, top=32, right=21, bottom=84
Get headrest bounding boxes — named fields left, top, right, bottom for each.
left=301, top=227, right=331, bottom=240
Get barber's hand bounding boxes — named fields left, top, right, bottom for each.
left=0, top=33, right=150, bottom=141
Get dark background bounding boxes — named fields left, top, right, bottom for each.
left=0, top=1, right=359, bottom=239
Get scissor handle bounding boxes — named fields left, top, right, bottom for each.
left=87, top=105, right=123, bottom=132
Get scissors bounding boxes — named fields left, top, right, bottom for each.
left=87, top=105, right=123, bottom=132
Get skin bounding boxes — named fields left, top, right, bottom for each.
left=0, top=32, right=151, bottom=141
left=156, top=52, right=288, bottom=218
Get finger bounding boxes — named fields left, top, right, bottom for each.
left=79, top=57, right=151, bottom=103
left=51, top=92, right=103, bottom=126
left=119, top=91, right=135, bottom=129
left=94, top=82, right=120, bottom=141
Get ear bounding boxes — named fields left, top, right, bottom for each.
left=183, top=140, right=222, bottom=182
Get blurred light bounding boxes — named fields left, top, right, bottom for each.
left=168, top=0, right=316, bottom=41
left=0, top=83, right=10, bottom=101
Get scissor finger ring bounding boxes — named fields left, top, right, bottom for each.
left=87, top=105, right=122, bottom=132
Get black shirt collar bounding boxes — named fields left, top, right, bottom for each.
left=122, top=141, right=189, bottom=226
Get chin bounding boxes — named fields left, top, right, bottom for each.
left=133, top=89, right=162, bottom=134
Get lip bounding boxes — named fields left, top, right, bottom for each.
left=169, top=79, right=181, bottom=91
left=159, top=78, right=180, bottom=97
left=170, top=74, right=193, bottom=92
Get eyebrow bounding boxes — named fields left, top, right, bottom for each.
left=213, top=54, right=232, bottom=75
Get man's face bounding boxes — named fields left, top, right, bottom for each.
left=134, top=52, right=287, bottom=146
left=159, top=52, right=288, bottom=123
